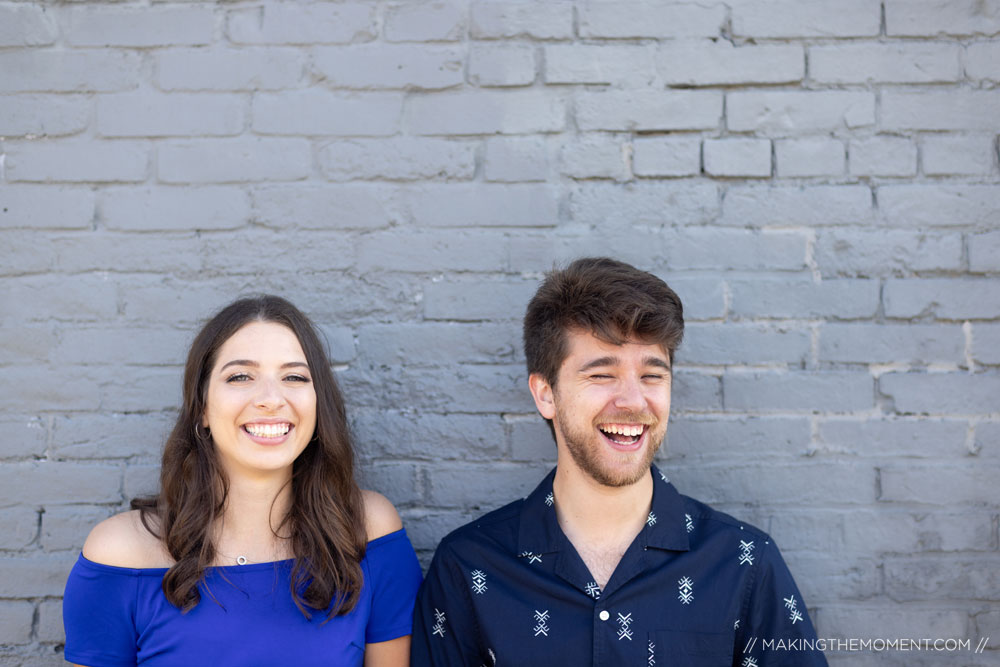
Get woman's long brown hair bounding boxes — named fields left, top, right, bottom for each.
left=131, top=295, right=367, bottom=619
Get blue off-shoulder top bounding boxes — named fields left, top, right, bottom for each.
left=63, top=528, right=422, bottom=667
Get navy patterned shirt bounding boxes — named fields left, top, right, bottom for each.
left=412, top=465, right=828, bottom=666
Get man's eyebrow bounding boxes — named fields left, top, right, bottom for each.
left=578, top=356, right=617, bottom=372
left=644, top=357, right=671, bottom=371
left=219, top=360, right=309, bottom=371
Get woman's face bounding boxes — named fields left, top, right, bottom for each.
left=202, top=321, right=317, bottom=481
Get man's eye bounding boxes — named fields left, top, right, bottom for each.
left=590, top=374, right=612, bottom=380
left=226, top=373, right=251, bottom=383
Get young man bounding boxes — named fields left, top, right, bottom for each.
left=412, top=258, right=827, bottom=666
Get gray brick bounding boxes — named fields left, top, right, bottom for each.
left=971, top=324, right=1000, bottom=365
left=881, top=184, right=1000, bottom=228
left=359, top=462, right=422, bottom=505
left=48, top=232, right=203, bottom=274
left=683, top=323, right=811, bottom=365
left=119, top=278, right=247, bottom=324
left=157, top=47, right=308, bottom=91
left=470, top=1, right=573, bottom=39
left=0, top=417, right=47, bottom=459
left=0, top=324, right=56, bottom=364
left=0, top=274, right=117, bottom=323
left=884, top=279, right=1000, bottom=319
left=37, top=600, right=64, bottom=644
left=101, top=367, right=184, bottom=412
left=315, top=324, right=356, bottom=364
left=468, top=44, right=536, bottom=87
left=882, top=90, right=1000, bottom=131
left=124, top=464, right=159, bottom=500
left=63, top=6, right=214, bottom=47
left=721, top=184, right=872, bottom=227
left=97, top=92, right=244, bottom=137
left=545, top=45, right=655, bottom=85
left=732, top=0, right=881, bottom=37
left=670, top=371, right=723, bottom=412
left=5, top=140, right=148, bottom=184
left=966, top=41, right=1000, bottom=81
left=0, top=462, right=120, bottom=506
left=356, top=230, right=507, bottom=272
left=403, top=509, right=481, bottom=554
left=885, top=0, right=1000, bottom=37
left=632, top=136, right=701, bottom=177
left=884, top=554, right=1000, bottom=601
left=158, top=138, right=310, bottom=183
left=424, top=280, right=536, bottom=320
left=227, top=3, right=375, bottom=44
left=559, top=136, right=629, bottom=181
left=0, top=231, right=57, bottom=275
left=819, top=606, right=968, bottom=640
left=551, top=230, right=675, bottom=271
left=811, top=43, right=961, bottom=84
left=0, top=5, right=56, bottom=46
left=0, top=94, right=89, bottom=138
left=725, top=371, right=873, bottom=412
left=319, top=138, right=476, bottom=181
left=665, top=415, right=812, bottom=462
left=358, top=321, right=517, bottom=365
left=677, top=461, right=876, bottom=506
left=507, top=233, right=557, bottom=273
left=774, top=137, right=845, bottom=178
left=850, top=137, right=917, bottom=177
left=52, top=325, right=188, bottom=367
left=314, top=45, right=464, bottom=90
left=509, top=416, right=555, bottom=462
left=820, top=324, right=965, bottom=364
left=579, top=1, right=725, bottom=38
left=0, top=185, right=95, bottom=230
left=765, top=510, right=845, bottom=553
left=407, top=90, right=566, bottom=135
left=484, top=137, right=549, bottom=182
left=576, top=90, right=721, bottom=131
left=0, top=554, right=78, bottom=596
left=922, top=134, right=996, bottom=176
left=818, top=417, right=968, bottom=458
left=731, top=278, right=879, bottom=319
left=406, top=183, right=559, bottom=227
left=385, top=1, right=465, bottom=41
left=254, top=90, right=403, bottom=136
left=975, top=610, right=1000, bottom=650
left=665, top=228, right=809, bottom=271
left=353, top=410, right=506, bottom=461
left=703, top=138, right=771, bottom=178
left=814, top=229, right=963, bottom=276
left=252, top=184, right=397, bottom=230
left=881, top=372, right=1000, bottom=414
left=570, top=182, right=718, bottom=227
left=729, top=91, right=876, bottom=133
left=849, top=510, right=993, bottom=553
left=782, top=553, right=880, bottom=603
left=0, top=507, right=37, bottom=550
left=970, top=231, right=1000, bottom=272
left=41, top=505, right=116, bottom=551
left=426, top=463, right=546, bottom=508
left=99, top=186, right=250, bottom=231
left=0, top=50, right=141, bottom=93
left=975, top=422, right=1000, bottom=457
left=658, top=41, right=803, bottom=86
left=0, top=601, right=33, bottom=645
left=660, top=276, right=726, bottom=321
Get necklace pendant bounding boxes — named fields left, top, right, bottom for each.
left=236, top=556, right=248, bottom=566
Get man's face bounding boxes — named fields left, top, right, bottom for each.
left=530, top=329, right=672, bottom=487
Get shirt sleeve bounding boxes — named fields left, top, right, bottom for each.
left=410, top=540, right=485, bottom=666
left=63, top=555, right=140, bottom=667
left=364, top=528, right=424, bottom=644
left=737, top=539, right=828, bottom=666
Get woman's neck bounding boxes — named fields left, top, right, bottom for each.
left=213, top=472, right=295, bottom=565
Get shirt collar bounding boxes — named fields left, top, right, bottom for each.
left=516, top=464, right=690, bottom=556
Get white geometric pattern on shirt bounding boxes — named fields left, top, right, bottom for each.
left=519, top=551, right=543, bottom=564
left=533, top=609, right=550, bottom=637
left=584, top=581, right=601, bottom=599
left=734, top=618, right=740, bottom=630
left=646, top=511, right=657, bottom=526
left=739, top=539, right=755, bottom=566
left=742, top=657, right=759, bottom=667
left=659, top=470, right=669, bottom=483
left=470, top=569, right=487, bottom=595
left=685, top=513, right=694, bottom=533
left=431, top=608, right=446, bottom=637
left=678, top=576, right=694, bottom=604
left=784, top=595, right=803, bottom=624
left=487, top=648, right=497, bottom=665
left=617, top=612, right=634, bottom=641
left=648, top=640, right=655, bottom=665
left=545, top=492, right=554, bottom=506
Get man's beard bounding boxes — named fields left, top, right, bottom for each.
left=555, top=404, right=665, bottom=487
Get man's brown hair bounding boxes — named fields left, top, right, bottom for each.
left=523, top=257, right=685, bottom=388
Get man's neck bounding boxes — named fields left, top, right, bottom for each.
left=551, top=462, right=654, bottom=588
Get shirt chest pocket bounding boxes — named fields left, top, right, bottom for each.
left=648, top=629, right=734, bottom=666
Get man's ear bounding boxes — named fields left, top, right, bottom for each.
left=528, top=373, right=556, bottom=420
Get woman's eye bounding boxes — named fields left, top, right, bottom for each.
left=285, top=374, right=311, bottom=383
left=226, top=373, right=251, bottom=383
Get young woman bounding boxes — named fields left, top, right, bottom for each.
left=63, top=296, right=421, bottom=666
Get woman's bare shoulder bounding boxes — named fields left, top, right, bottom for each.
left=82, top=510, right=173, bottom=569
left=360, top=490, right=403, bottom=542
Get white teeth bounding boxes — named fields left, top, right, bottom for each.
left=245, top=423, right=290, bottom=438
left=599, top=424, right=644, bottom=437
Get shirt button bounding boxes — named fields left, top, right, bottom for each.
left=599, top=610, right=610, bottom=621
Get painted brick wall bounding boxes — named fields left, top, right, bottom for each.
left=1, top=1, right=998, bottom=663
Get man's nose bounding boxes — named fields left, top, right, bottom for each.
left=614, top=375, right=646, bottom=412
